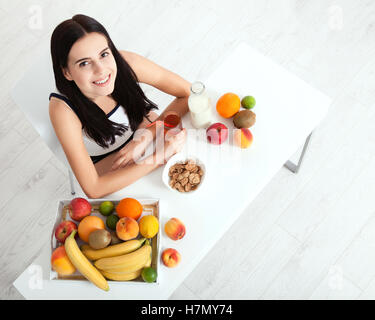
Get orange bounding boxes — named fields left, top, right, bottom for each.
left=216, top=93, right=241, bottom=118
left=116, top=198, right=143, bottom=220
left=78, top=216, right=105, bottom=243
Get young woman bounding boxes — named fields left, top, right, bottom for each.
left=49, top=14, right=189, bottom=198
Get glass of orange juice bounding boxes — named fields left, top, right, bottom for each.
left=163, top=111, right=182, bottom=136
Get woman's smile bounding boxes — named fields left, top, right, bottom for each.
left=92, top=73, right=111, bottom=87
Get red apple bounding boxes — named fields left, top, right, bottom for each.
left=206, top=122, right=228, bottom=145
left=161, top=248, right=181, bottom=268
left=54, top=220, right=78, bottom=244
left=68, top=197, right=92, bottom=221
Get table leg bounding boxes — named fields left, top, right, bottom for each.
left=68, top=169, right=76, bottom=195
left=284, top=132, right=313, bottom=174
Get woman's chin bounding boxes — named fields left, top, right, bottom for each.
left=93, top=84, right=115, bottom=97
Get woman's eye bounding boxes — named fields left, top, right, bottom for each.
left=79, top=52, right=109, bottom=67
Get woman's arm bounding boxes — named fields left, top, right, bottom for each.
left=50, top=98, right=185, bottom=198
left=94, top=126, right=186, bottom=198
left=121, top=50, right=191, bottom=120
left=111, top=50, right=191, bottom=165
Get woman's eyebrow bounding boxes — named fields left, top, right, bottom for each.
left=74, top=47, right=109, bottom=64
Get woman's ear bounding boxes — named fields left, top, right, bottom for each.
left=62, top=67, right=73, bottom=81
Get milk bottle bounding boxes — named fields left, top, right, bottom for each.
left=188, top=81, right=212, bottom=129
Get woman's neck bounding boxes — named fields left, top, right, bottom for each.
left=92, top=94, right=117, bottom=115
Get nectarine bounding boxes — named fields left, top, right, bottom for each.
left=234, top=128, right=253, bottom=149
left=162, top=248, right=181, bottom=268
left=51, top=246, right=76, bottom=276
left=116, top=217, right=139, bottom=241
left=164, top=218, right=186, bottom=240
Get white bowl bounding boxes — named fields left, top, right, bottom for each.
left=162, top=153, right=206, bottom=194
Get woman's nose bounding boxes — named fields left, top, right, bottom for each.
left=93, top=61, right=106, bottom=75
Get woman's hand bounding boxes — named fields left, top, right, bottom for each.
left=156, top=128, right=187, bottom=164
left=111, top=128, right=153, bottom=170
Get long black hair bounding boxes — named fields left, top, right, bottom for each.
left=50, top=14, right=158, bottom=148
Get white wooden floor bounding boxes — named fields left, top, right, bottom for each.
left=1, top=0, right=375, bottom=300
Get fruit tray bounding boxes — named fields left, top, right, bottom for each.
left=50, top=198, right=161, bottom=285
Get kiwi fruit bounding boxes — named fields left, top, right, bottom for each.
left=110, top=232, right=122, bottom=245
left=88, top=229, right=111, bottom=249
left=233, top=110, right=256, bottom=128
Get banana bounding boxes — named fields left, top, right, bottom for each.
left=101, top=269, right=141, bottom=281
left=144, top=255, right=152, bottom=268
left=95, top=242, right=151, bottom=273
left=65, top=230, right=109, bottom=292
left=100, top=255, right=152, bottom=281
left=81, top=238, right=146, bottom=261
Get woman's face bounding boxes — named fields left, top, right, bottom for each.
left=62, top=32, right=117, bottom=101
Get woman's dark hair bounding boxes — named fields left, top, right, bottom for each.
left=50, top=14, right=158, bottom=148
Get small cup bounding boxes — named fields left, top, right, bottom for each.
left=163, top=111, right=182, bottom=136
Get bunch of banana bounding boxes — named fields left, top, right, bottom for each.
left=64, top=230, right=109, bottom=291
left=94, top=242, right=152, bottom=281
left=81, top=238, right=146, bottom=260
left=100, top=255, right=151, bottom=281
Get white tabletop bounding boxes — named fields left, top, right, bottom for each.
left=13, top=42, right=331, bottom=299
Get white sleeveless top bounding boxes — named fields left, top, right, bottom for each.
left=49, top=92, right=135, bottom=162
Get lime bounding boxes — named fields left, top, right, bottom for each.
left=241, top=96, right=256, bottom=109
left=141, top=267, right=157, bottom=283
left=106, top=214, right=119, bottom=230
left=99, top=201, right=115, bottom=216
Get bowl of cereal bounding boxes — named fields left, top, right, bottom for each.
left=162, top=153, right=206, bottom=194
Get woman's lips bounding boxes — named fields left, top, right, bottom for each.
left=93, top=74, right=111, bottom=87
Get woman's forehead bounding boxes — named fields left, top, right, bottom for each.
left=68, top=32, right=109, bottom=64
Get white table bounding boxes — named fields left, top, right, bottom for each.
left=13, top=42, right=330, bottom=299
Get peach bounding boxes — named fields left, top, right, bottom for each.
left=162, top=248, right=181, bottom=268
left=51, top=246, right=76, bottom=276
left=164, top=218, right=186, bottom=240
left=234, top=128, right=253, bottom=149
left=116, top=217, right=139, bottom=241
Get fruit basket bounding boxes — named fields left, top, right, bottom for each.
left=50, top=198, right=161, bottom=286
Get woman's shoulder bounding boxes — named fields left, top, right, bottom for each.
left=119, top=50, right=136, bottom=63
left=49, top=93, right=82, bottom=127
left=119, top=50, right=141, bottom=74
left=49, top=93, right=75, bottom=111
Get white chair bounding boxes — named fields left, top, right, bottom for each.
left=11, top=47, right=77, bottom=195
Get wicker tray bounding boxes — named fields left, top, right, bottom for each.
left=50, top=198, right=161, bottom=285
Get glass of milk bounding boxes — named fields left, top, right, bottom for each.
left=188, top=81, right=212, bottom=129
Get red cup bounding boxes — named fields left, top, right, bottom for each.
left=163, top=112, right=182, bottom=138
